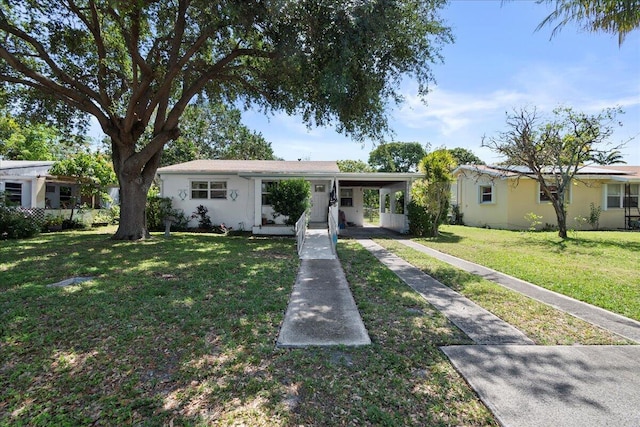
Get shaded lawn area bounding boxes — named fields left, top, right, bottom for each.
left=1, top=227, right=494, bottom=426
left=409, top=226, right=640, bottom=321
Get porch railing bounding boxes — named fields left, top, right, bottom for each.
left=295, top=210, right=308, bottom=256
left=328, top=209, right=338, bottom=255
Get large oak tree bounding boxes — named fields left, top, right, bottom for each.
left=0, top=0, right=451, bottom=240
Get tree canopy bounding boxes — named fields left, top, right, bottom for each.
left=482, top=106, right=626, bottom=238
left=536, top=0, right=640, bottom=44
left=368, top=141, right=429, bottom=172
left=337, top=159, right=375, bottom=173
left=0, top=0, right=451, bottom=240
left=161, top=101, right=275, bottom=166
left=447, top=147, right=485, bottom=166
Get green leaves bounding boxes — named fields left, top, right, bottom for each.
left=269, top=178, right=311, bottom=225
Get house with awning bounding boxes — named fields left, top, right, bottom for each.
left=156, top=160, right=421, bottom=234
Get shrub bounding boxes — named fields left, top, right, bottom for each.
left=588, top=203, right=601, bottom=230
left=0, top=206, right=41, bottom=239
left=191, top=205, right=213, bottom=230
left=407, top=199, right=436, bottom=237
left=146, top=196, right=188, bottom=231
left=270, top=179, right=311, bottom=226
left=524, top=212, right=542, bottom=231
left=450, top=204, right=464, bottom=225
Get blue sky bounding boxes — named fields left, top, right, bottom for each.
left=241, top=0, right=640, bottom=165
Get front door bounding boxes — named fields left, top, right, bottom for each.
left=310, top=181, right=329, bottom=223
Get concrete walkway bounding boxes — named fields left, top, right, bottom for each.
left=358, top=239, right=534, bottom=345
left=276, top=228, right=370, bottom=347
left=357, top=237, right=640, bottom=427
left=397, top=238, right=640, bottom=343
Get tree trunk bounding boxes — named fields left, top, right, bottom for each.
left=552, top=201, right=568, bottom=239
left=112, top=174, right=150, bottom=240
left=110, top=135, right=162, bottom=241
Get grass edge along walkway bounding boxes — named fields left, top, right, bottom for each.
left=394, top=239, right=640, bottom=344
left=372, top=238, right=633, bottom=346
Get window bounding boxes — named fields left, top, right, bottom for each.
left=340, top=188, right=353, bottom=207
left=479, top=185, right=493, bottom=203
left=60, top=186, right=73, bottom=208
left=314, top=184, right=326, bottom=193
left=261, top=181, right=277, bottom=205
left=607, top=183, right=639, bottom=209
left=4, top=182, right=22, bottom=204
left=191, top=181, right=227, bottom=200
left=539, top=184, right=558, bottom=202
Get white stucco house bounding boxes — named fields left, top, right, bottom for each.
left=156, top=160, right=421, bottom=235
left=0, top=159, right=120, bottom=210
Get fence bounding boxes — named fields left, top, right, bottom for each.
left=295, top=210, right=308, bottom=257
left=16, top=207, right=46, bottom=224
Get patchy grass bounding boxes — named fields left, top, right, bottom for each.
left=1, top=227, right=495, bottom=426
left=408, top=226, right=640, bottom=321
left=373, top=239, right=632, bottom=346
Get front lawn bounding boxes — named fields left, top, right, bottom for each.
left=1, top=227, right=495, bottom=426
left=408, top=226, right=640, bottom=321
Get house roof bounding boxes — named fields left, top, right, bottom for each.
left=0, top=160, right=55, bottom=171
left=157, top=159, right=340, bottom=175
left=454, top=164, right=640, bottom=181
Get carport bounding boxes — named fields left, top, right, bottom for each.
left=333, top=172, right=421, bottom=234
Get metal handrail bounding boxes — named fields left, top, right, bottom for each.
left=295, top=210, right=308, bottom=256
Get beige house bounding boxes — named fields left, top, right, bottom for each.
left=157, top=160, right=420, bottom=235
left=452, top=165, right=640, bottom=231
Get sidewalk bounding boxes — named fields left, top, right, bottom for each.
left=276, top=229, right=371, bottom=347
left=397, top=238, right=640, bottom=343
left=358, top=237, right=640, bottom=427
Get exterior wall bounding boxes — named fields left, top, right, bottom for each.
left=598, top=180, right=631, bottom=230
left=0, top=176, right=42, bottom=208
left=339, top=186, right=364, bottom=226
left=159, top=173, right=255, bottom=231
left=457, top=171, right=629, bottom=231
left=456, top=173, right=509, bottom=229
left=379, top=182, right=409, bottom=233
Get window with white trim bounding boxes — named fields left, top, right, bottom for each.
left=606, top=183, right=639, bottom=209
left=479, top=185, right=493, bottom=204
left=539, top=184, right=558, bottom=202
left=261, top=181, right=277, bottom=206
left=191, top=181, right=227, bottom=199
left=340, top=188, right=353, bottom=207
left=4, top=182, right=22, bottom=204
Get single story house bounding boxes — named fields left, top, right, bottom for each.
left=452, top=164, right=640, bottom=230
left=0, top=159, right=118, bottom=223
left=156, top=160, right=421, bottom=235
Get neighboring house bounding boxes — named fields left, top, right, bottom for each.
left=0, top=159, right=118, bottom=218
left=453, top=164, right=640, bottom=230
left=157, top=160, right=421, bottom=235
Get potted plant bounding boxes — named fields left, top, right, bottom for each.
left=44, top=215, right=64, bottom=232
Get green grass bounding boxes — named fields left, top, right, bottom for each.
left=1, top=227, right=495, bottom=426
left=408, top=225, right=640, bottom=321
left=373, top=239, right=631, bottom=346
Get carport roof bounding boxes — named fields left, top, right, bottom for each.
left=337, top=172, right=421, bottom=187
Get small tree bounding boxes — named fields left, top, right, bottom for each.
left=408, top=149, right=456, bottom=237
left=49, top=152, right=117, bottom=220
left=270, top=179, right=311, bottom=226
left=482, top=106, right=626, bottom=239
